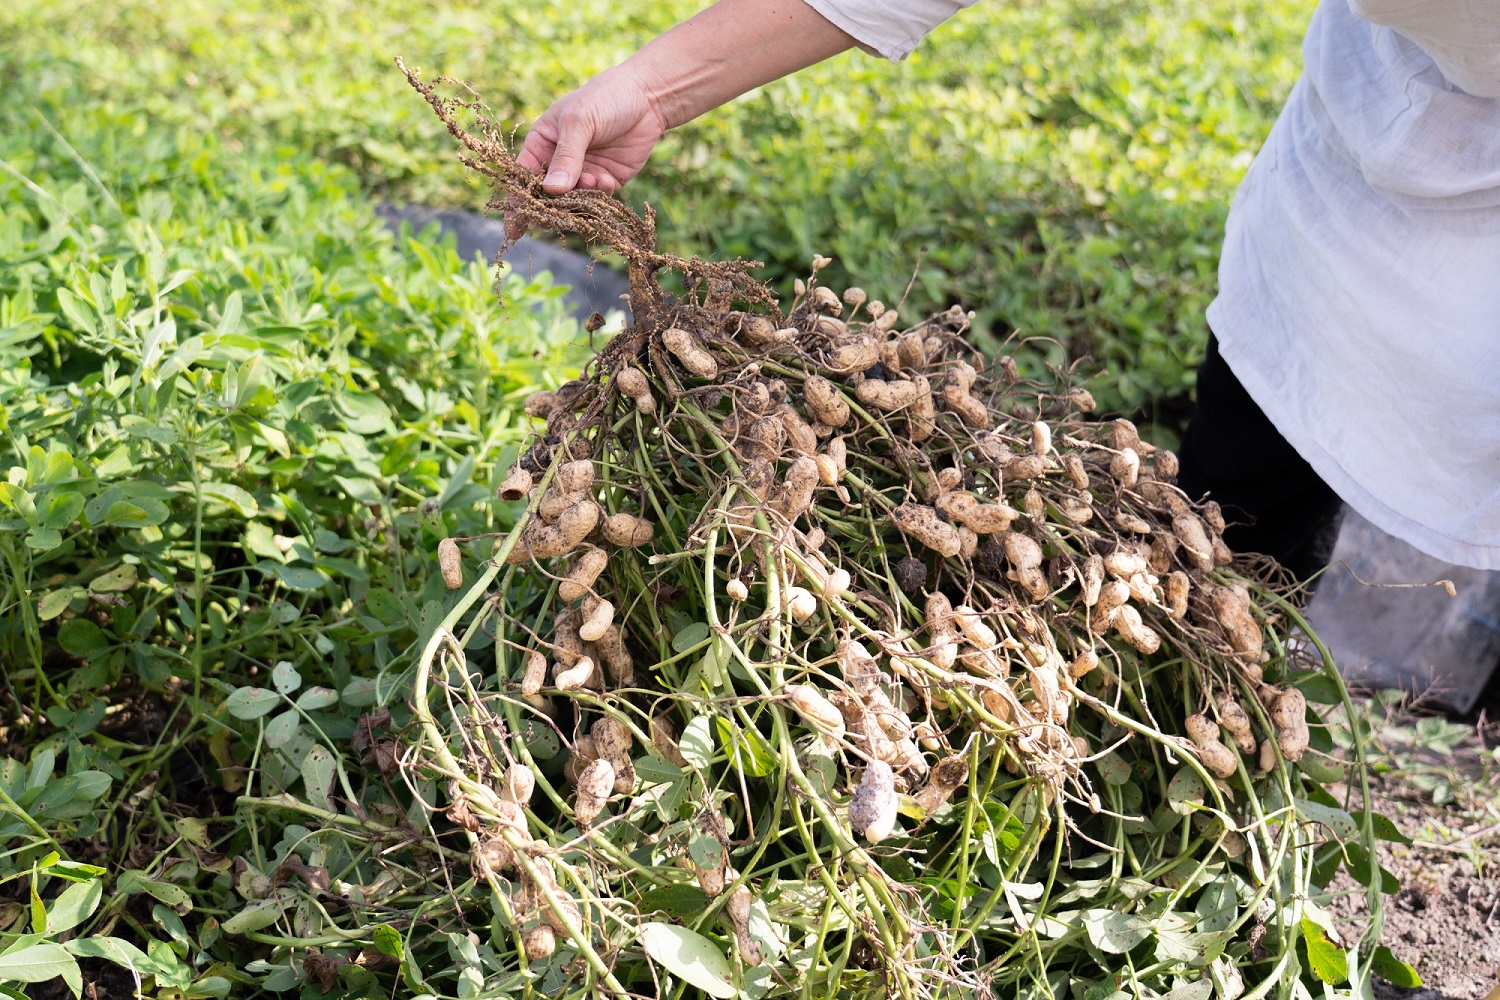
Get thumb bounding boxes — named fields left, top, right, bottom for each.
left=542, top=109, right=595, bottom=194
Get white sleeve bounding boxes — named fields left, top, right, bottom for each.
left=800, top=0, right=981, bottom=61
left=1348, top=0, right=1500, bottom=97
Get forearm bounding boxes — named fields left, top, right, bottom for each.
left=618, top=0, right=858, bottom=129
left=514, top=0, right=862, bottom=194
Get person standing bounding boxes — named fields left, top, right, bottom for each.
left=516, top=0, right=1500, bottom=579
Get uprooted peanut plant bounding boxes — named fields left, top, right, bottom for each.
left=396, top=61, right=1387, bottom=1000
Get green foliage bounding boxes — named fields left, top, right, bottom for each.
left=1299, top=917, right=1349, bottom=986
left=1, top=0, right=1307, bottom=427
left=1370, top=945, right=1422, bottom=989
left=0, top=38, right=589, bottom=999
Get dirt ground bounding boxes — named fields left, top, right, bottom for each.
left=1327, top=684, right=1500, bottom=1000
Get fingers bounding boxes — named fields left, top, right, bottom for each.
left=515, top=85, right=631, bottom=206
left=516, top=117, right=557, bottom=177
left=542, top=109, right=595, bottom=194
left=516, top=142, right=547, bottom=177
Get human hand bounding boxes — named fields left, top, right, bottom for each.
left=517, top=68, right=668, bottom=197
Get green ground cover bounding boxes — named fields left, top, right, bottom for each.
left=0, top=28, right=588, bottom=995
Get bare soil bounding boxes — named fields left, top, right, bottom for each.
left=1328, top=688, right=1500, bottom=1000
left=1357, top=854, right=1500, bottom=999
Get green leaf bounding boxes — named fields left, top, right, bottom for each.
left=1310, top=843, right=1343, bottom=888
left=29, top=883, right=45, bottom=935
left=1299, top=918, right=1348, bottom=984
left=185, top=975, right=230, bottom=998
left=333, top=392, right=393, bottom=435
left=99, top=500, right=147, bottom=528
left=128, top=876, right=191, bottom=915
left=40, top=448, right=74, bottom=486
left=120, top=415, right=178, bottom=445
left=27, top=773, right=106, bottom=822
left=341, top=677, right=381, bottom=707
left=199, top=482, right=258, bottom=517
left=638, top=922, right=737, bottom=999
left=25, top=525, right=62, bottom=551
left=679, top=716, right=715, bottom=770
left=1295, top=799, right=1357, bottom=840
left=983, top=802, right=1026, bottom=855
left=1299, top=754, right=1346, bottom=784
left=1193, top=879, right=1237, bottom=934
left=65, top=771, right=112, bottom=802
left=46, top=880, right=102, bottom=935
left=1082, top=988, right=1129, bottom=1000
left=269, top=600, right=300, bottom=625
left=225, top=687, right=280, bottom=720
left=42, top=492, right=84, bottom=530
left=634, top=755, right=684, bottom=786
left=333, top=475, right=384, bottom=506
left=1352, top=810, right=1413, bottom=845
left=295, top=686, right=338, bottom=711
left=56, top=287, right=96, bottom=335
left=256, top=420, right=291, bottom=459
left=687, top=832, right=724, bottom=871
left=380, top=434, right=422, bottom=479
left=260, top=563, right=330, bottom=592
left=714, top=718, right=775, bottom=777
left=0, top=483, right=37, bottom=522
left=372, top=924, right=404, bottom=959
left=91, top=487, right=170, bottom=527
left=220, top=896, right=287, bottom=936
left=1165, top=982, right=1213, bottom=1000
left=1289, top=671, right=1344, bottom=705
left=37, top=588, right=82, bottom=622
left=271, top=660, right=302, bottom=694
left=261, top=967, right=298, bottom=993
left=1343, top=844, right=1400, bottom=894
left=57, top=620, right=109, bottom=658
left=0, top=942, right=79, bottom=988
left=1093, top=751, right=1132, bottom=785
left=45, top=861, right=107, bottom=883
left=301, top=745, right=336, bottom=809
left=28, top=751, right=56, bottom=789
left=363, top=588, right=405, bottom=627
left=65, top=936, right=155, bottom=977
left=1166, top=767, right=1205, bottom=815
left=1081, top=910, right=1151, bottom=954
left=264, top=709, right=299, bottom=748
left=671, top=622, right=712, bottom=653
left=1371, top=945, right=1421, bottom=988
left=637, top=885, right=711, bottom=920
left=217, top=291, right=243, bottom=336
left=88, top=564, right=137, bottom=593
left=516, top=718, right=561, bottom=761
left=438, top=453, right=475, bottom=507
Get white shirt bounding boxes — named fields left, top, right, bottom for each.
left=807, top=0, right=1500, bottom=569
left=801, top=0, right=980, bottom=61
left=1208, top=0, right=1500, bottom=570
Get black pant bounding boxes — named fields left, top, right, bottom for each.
left=1176, top=335, right=1345, bottom=580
